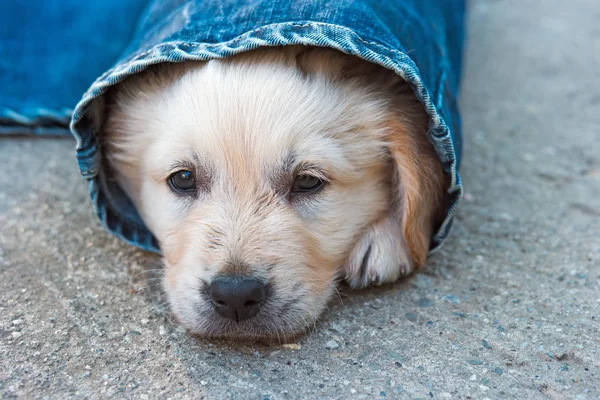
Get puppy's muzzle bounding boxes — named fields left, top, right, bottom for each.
left=209, top=276, right=266, bottom=322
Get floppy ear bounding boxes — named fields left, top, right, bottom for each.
left=294, top=46, right=447, bottom=267
left=293, top=46, right=351, bottom=78
left=294, top=46, right=402, bottom=86
left=385, top=104, right=447, bottom=268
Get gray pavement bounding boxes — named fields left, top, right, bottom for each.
left=1, top=0, right=599, bottom=398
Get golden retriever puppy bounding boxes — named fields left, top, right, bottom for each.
left=102, top=46, right=446, bottom=340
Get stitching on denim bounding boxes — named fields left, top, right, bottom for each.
left=75, top=21, right=441, bottom=125
left=112, top=22, right=414, bottom=71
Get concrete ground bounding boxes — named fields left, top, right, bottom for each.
left=1, top=0, right=599, bottom=398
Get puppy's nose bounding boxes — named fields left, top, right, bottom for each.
left=209, top=276, right=266, bottom=322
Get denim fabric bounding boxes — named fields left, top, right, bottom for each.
left=0, top=0, right=148, bottom=136
left=11, top=0, right=466, bottom=254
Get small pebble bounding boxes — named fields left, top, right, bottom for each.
left=470, top=374, right=477, bottom=381
left=159, top=326, right=166, bottom=336
left=405, top=312, right=418, bottom=322
left=140, top=318, right=149, bottom=325
left=12, top=319, right=23, bottom=325
left=494, top=367, right=503, bottom=375
left=415, top=298, right=434, bottom=308
left=482, top=340, right=492, bottom=349
left=444, top=294, right=460, bottom=304
left=11, top=332, right=22, bottom=338
left=283, top=343, right=301, bottom=350
left=388, top=351, right=403, bottom=362
left=325, top=340, right=339, bottom=350
left=128, top=331, right=141, bottom=336
left=499, top=212, right=513, bottom=221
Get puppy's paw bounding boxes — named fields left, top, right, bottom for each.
left=344, top=215, right=414, bottom=288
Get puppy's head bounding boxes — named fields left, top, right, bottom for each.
left=103, top=47, right=445, bottom=340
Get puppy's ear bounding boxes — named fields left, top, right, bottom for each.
left=295, top=47, right=399, bottom=82
left=293, top=47, right=350, bottom=79
left=385, top=102, right=447, bottom=268
left=293, top=47, right=447, bottom=268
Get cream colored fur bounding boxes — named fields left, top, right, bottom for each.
left=103, top=47, right=445, bottom=340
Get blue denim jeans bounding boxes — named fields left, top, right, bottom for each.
left=3, top=0, right=465, bottom=254
left=0, top=0, right=149, bottom=135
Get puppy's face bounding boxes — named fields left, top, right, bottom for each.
left=104, top=48, right=444, bottom=340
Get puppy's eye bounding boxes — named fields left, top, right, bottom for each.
left=292, top=174, right=323, bottom=193
left=168, top=170, right=196, bottom=193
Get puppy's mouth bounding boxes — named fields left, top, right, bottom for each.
left=185, top=277, right=312, bottom=342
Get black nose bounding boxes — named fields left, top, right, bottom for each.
left=209, top=276, right=266, bottom=322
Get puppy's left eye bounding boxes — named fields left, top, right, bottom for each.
left=168, top=170, right=196, bottom=193
left=292, top=174, right=323, bottom=193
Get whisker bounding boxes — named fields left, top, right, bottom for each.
left=132, top=269, right=164, bottom=279
left=137, top=277, right=164, bottom=282
left=328, top=280, right=348, bottom=304
left=135, top=283, right=163, bottom=292
left=300, top=312, right=317, bottom=336
left=144, top=301, right=170, bottom=317
left=304, top=288, right=331, bottom=315
left=287, top=313, right=310, bottom=340
left=272, top=322, right=283, bottom=345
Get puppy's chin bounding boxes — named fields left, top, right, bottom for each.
left=103, top=46, right=446, bottom=340
left=174, top=306, right=314, bottom=344
left=162, top=259, right=335, bottom=342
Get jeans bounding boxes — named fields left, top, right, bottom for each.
left=1, top=0, right=465, bottom=254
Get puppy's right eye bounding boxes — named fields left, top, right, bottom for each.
left=168, top=170, right=196, bottom=194
left=291, top=174, right=324, bottom=194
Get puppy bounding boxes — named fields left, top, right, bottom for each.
left=102, top=46, right=446, bottom=340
